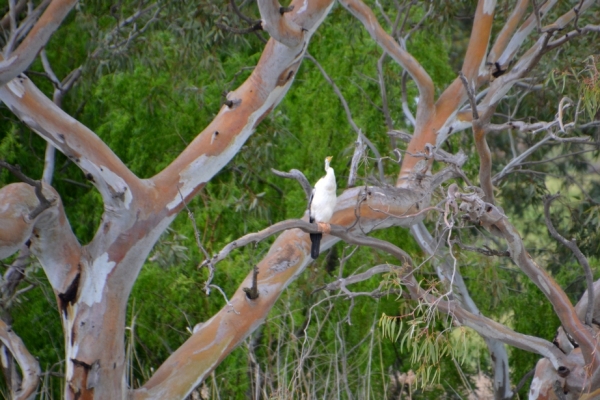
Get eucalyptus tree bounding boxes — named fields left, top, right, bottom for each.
left=0, top=0, right=599, bottom=399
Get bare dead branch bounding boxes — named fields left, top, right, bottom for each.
left=203, top=219, right=322, bottom=267
left=215, top=21, right=263, bottom=35
left=452, top=241, right=510, bottom=257
left=230, top=0, right=255, bottom=24
left=543, top=194, right=594, bottom=327
left=515, top=367, right=536, bottom=394
left=387, top=129, right=412, bottom=143
left=531, top=0, right=543, bottom=33
left=271, top=168, right=312, bottom=200
left=0, top=0, right=26, bottom=30
left=401, top=1, right=433, bottom=42
left=492, top=134, right=553, bottom=184
left=321, top=264, right=395, bottom=292
left=487, top=120, right=557, bottom=133
left=377, top=54, right=393, bottom=131
left=546, top=24, right=600, bottom=51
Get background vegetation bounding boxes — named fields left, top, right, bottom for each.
left=1, top=0, right=598, bottom=398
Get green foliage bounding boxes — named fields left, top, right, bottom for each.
left=2, top=0, right=599, bottom=398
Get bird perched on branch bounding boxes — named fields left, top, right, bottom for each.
left=309, top=156, right=337, bottom=259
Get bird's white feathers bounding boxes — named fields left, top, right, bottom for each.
left=309, top=157, right=337, bottom=223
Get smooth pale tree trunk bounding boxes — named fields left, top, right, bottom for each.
left=0, top=0, right=599, bottom=398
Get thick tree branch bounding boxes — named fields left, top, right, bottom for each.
left=0, top=0, right=77, bottom=86
left=0, top=76, right=145, bottom=217
left=133, top=185, right=427, bottom=399
left=257, top=0, right=303, bottom=47
left=152, top=0, right=335, bottom=214
left=0, top=320, right=40, bottom=400
left=495, top=0, right=558, bottom=70
left=0, top=183, right=81, bottom=294
left=461, top=0, right=496, bottom=83
left=456, top=193, right=600, bottom=375
left=487, top=0, right=529, bottom=67
left=399, top=0, right=496, bottom=183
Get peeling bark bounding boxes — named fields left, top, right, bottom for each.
left=0, top=0, right=598, bottom=398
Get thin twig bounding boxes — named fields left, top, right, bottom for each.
left=305, top=52, right=385, bottom=182
left=514, top=368, right=536, bottom=395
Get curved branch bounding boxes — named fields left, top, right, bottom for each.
left=0, top=76, right=145, bottom=215
left=0, top=161, right=54, bottom=218
left=0, top=320, right=40, bottom=400
left=0, top=183, right=81, bottom=294
left=332, top=221, right=569, bottom=371
left=257, top=0, right=303, bottom=47
left=543, top=195, right=594, bottom=327
left=339, top=0, right=434, bottom=126
left=0, top=0, right=78, bottom=86
left=469, top=202, right=600, bottom=374
left=271, top=168, right=312, bottom=199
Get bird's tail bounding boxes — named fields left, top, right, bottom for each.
left=310, top=233, right=322, bottom=259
